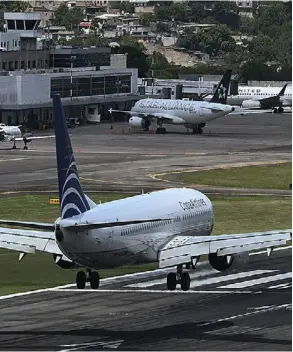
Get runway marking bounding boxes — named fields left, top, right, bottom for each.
left=125, top=269, right=275, bottom=289
left=125, top=268, right=216, bottom=288
left=59, top=338, right=124, bottom=352
left=52, top=288, right=257, bottom=294
left=219, top=272, right=292, bottom=289
left=0, top=246, right=290, bottom=300
left=197, top=303, right=292, bottom=327
left=0, top=157, right=30, bottom=162
left=268, top=282, right=292, bottom=289
left=190, top=269, right=276, bottom=289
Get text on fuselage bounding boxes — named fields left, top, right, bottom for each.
left=179, top=198, right=207, bottom=211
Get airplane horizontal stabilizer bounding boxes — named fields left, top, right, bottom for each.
left=0, top=220, right=54, bottom=231
left=64, top=218, right=173, bottom=231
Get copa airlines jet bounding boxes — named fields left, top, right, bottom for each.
left=0, top=94, right=291, bottom=291
left=0, top=124, right=55, bottom=150
left=110, top=70, right=234, bottom=134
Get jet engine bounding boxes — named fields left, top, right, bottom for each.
left=53, top=254, right=81, bottom=269
left=0, top=131, right=5, bottom=141
left=129, top=116, right=151, bottom=130
left=23, top=133, right=33, bottom=144
left=208, top=251, right=249, bottom=271
left=242, top=100, right=261, bottom=109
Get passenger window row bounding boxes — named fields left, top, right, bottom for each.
left=182, top=209, right=211, bottom=221
left=121, top=219, right=172, bottom=236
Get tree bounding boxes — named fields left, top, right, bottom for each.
left=187, top=2, right=206, bottom=23
left=53, top=3, right=84, bottom=32
left=119, top=1, right=135, bottom=14
left=116, top=36, right=149, bottom=77
left=139, top=13, right=154, bottom=27
left=211, top=1, right=240, bottom=30
left=0, top=1, right=29, bottom=30
left=247, top=34, right=276, bottom=64
left=177, top=24, right=235, bottom=57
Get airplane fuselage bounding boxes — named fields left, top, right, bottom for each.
left=0, top=126, right=21, bottom=142
left=131, top=98, right=233, bottom=127
left=56, top=188, right=214, bottom=269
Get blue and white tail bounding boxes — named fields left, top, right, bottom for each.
left=53, top=94, right=94, bottom=219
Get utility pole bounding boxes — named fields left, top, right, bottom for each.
left=70, top=55, right=76, bottom=100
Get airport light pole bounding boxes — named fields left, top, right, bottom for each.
left=70, top=56, right=76, bottom=100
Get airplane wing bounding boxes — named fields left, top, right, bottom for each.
left=0, top=227, right=62, bottom=255
left=14, top=135, right=55, bottom=141
left=158, top=230, right=292, bottom=268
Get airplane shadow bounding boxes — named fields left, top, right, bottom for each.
left=0, top=320, right=290, bottom=350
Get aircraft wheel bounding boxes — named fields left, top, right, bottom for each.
left=161, top=127, right=166, bottom=134
left=76, top=271, right=86, bottom=289
left=89, top=271, right=100, bottom=289
left=167, top=272, right=177, bottom=291
left=278, top=107, right=284, bottom=113
left=156, top=127, right=161, bottom=134
left=12, top=145, right=16, bottom=150
left=23, top=146, right=28, bottom=150
left=273, top=108, right=278, bottom=113
left=180, top=272, right=191, bottom=291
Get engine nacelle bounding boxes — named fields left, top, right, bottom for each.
left=242, top=99, right=261, bottom=109
left=129, top=116, right=151, bottom=130
left=53, top=254, right=81, bottom=269
left=23, top=133, right=33, bottom=143
left=208, top=251, right=249, bottom=272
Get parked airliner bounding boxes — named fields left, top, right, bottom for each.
left=110, top=70, right=234, bottom=134
left=205, top=83, right=292, bottom=113
left=0, top=124, right=54, bottom=150
left=0, top=94, right=290, bottom=292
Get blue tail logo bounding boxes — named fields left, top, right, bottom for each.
left=52, top=94, right=90, bottom=219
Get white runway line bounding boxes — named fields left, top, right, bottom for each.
left=189, top=270, right=276, bottom=289
left=197, top=303, right=292, bottom=327
left=219, top=272, right=292, bottom=289
left=0, top=246, right=291, bottom=300
left=52, top=288, right=256, bottom=294
left=126, top=268, right=216, bottom=288
left=0, top=158, right=30, bottom=162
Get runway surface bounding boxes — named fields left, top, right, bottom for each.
left=0, top=248, right=291, bottom=351
left=0, top=112, right=291, bottom=193
left=0, top=111, right=291, bottom=350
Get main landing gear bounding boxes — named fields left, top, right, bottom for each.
left=156, top=127, right=166, bottom=134
left=166, top=265, right=191, bottom=291
left=272, top=107, right=284, bottom=113
left=76, top=269, right=100, bottom=289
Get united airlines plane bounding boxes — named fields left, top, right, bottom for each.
left=0, top=94, right=291, bottom=291
left=110, top=70, right=234, bottom=134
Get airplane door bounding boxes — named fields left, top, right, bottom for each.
left=108, top=228, right=114, bottom=249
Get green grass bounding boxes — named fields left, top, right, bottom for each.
left=0, top=193, right=291, bottom=295
left=176, top=162, right=292, bottom=190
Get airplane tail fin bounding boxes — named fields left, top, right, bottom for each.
left=277, top=83, right=288, bottom=96
left=52, top=94, right=95, bottom=219
left=210, top=69, right=232, bottom=104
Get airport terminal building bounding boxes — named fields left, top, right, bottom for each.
left=0, top=66, right=139, bottom=128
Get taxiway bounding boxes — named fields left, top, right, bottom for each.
left=0, top=112, right=291, bottom=193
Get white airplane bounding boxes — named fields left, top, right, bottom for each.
left=205, top=83, right=292, bottom=113
left=0, top=94, right=291, bottom=291
left=0, top=124, right=55, bottom=150
left=110, top=70, right=235, bottom=134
